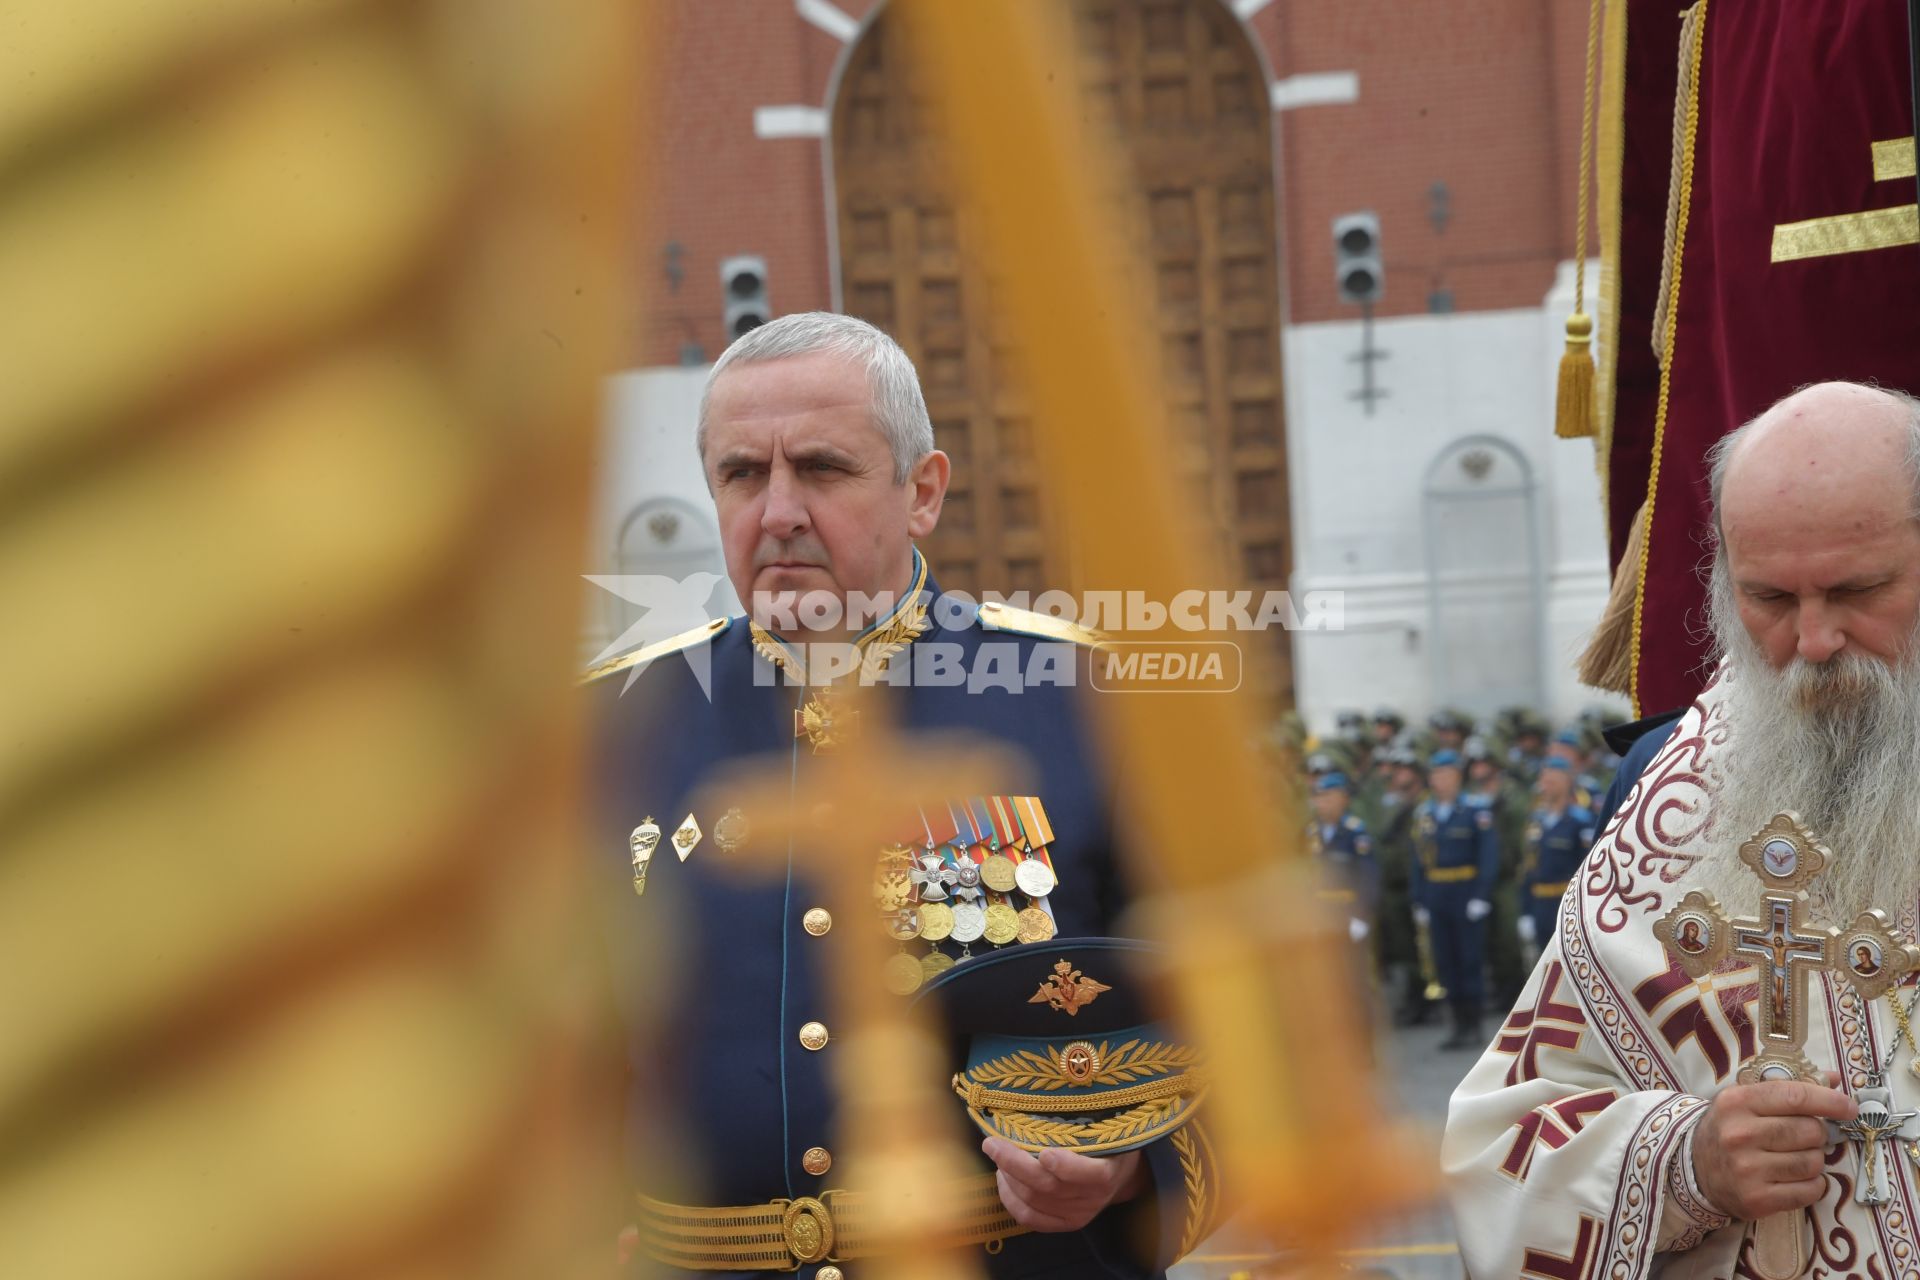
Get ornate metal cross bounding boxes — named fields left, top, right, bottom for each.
left=1657, top=812, right=1920, bottom=1260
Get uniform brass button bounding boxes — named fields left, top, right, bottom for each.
left=818, top=1267, right=844, bottom=1280
left=799, top=1020, right=829, bottom=1051
left=803, top=907, right=832, bottom=937
left=802, top=1146, right=832, bottom=1175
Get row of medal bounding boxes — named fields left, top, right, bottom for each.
left=874, top=796, right=1062, bottom=996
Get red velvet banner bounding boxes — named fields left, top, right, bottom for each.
left=1606, top=0, right=1920, bottom=713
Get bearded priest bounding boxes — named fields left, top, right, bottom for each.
left=1444, top=382, right=1920, bottom=1276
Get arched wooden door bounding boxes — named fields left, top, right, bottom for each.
left=832, top=0, right=1292, bottom=695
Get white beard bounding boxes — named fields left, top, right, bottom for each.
left=1685, top=562, right=1920, bottom=923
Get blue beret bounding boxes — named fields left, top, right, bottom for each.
left=1315, top=771, right=1351, bottom=792
left=1554, top=729, right=1584, bottom=747
left=1428, top=749, right=1463, bottom=769
left=1539, top=757, right=1572, bottom=773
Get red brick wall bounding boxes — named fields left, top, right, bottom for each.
left=637, top=0, right=1592, bottom=364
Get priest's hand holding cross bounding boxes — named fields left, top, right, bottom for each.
left=1692, top=1073, right=1855, bottom=1219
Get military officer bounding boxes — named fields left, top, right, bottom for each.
left=587, top=313, right=1213, bottom=1277
left=1369, top=707, right=1404, bottom=748
left=1465, top=738, right=1529, bottom=1010
left=1426, top=709, right=1471, bottom=756
left=1517, top=759, right=1597, bottom=960
left=1548, top=728, right=1605, bottom=806
left=1410, top=749, right=1499, bottom=1051
left=1370, top=749, right=1434, bottom=1026
left=1498, top=709, right=1548, bottom=787
left=1307, top=772, right=1378, bottom=951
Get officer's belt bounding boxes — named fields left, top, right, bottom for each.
left=1530, top=881, right=1569, bottom=899
left=1424, top=866, right=1477, bottom=884
left=635, top=1174, right=1027, bottom=1271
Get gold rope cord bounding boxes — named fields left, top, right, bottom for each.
left=1627, top=0, right=1710, bottom=716
left=1650, top=3, right=1707, bottom=366
left=1594, top=0, right=1632, bottom=480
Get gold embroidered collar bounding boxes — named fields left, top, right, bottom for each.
left=748, top=549, right=932, bottom=684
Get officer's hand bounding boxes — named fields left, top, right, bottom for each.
left=1348, top=917, right=1370, bottom=944
left=1692, top=1074, right=1853, bottom=1219
left=1465, top=898, right=1492, bottom=922
left=1517, top=915, right=1537, bottom=944
left=1413, top=906, right=1432, bottom=928
left=983, top=1137, right=1146, bottom=1232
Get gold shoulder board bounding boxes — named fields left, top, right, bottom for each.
left=976, top=601, right=1106, bottom=648
left=578, top=617, right=732, bottom=685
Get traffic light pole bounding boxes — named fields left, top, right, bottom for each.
left=1347, top=299, right=1390, bottom=416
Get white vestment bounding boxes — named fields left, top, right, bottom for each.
left=1444, top=663, right=1920, bottom=1277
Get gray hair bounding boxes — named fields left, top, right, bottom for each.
left=695, top=311, right=935, bottom=484
left=1706, top=383, right=1920, bottom=551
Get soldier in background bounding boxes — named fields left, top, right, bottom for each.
left=1411, top=749, right=1499, bottom=1050
left=1369, top=707, right=1405, bottom=749
left=1426, top=709, right=1472, bottom=756
left=1308, top=772, right=1378, bottom=957
left=1369, top=749, right=1431, bottom=1026
left=1466, top=737, right=1530, bottom=1010
left=1496, top=708, right=1548, bottom=788
left=1548, top=728, right=1604, bottom=807
left=1516, top=758, right=1597, bottom=964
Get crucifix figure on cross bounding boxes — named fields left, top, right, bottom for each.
left=1656, top=813, right=1920, bottom=1272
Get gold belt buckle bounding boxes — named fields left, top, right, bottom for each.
left=780, top=1193, right=835, bottom=1266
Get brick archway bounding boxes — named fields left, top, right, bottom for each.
left=829, top=0, right=1293, bottom=697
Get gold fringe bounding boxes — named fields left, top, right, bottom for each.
left=1576, top=499, right=1647, bottom=692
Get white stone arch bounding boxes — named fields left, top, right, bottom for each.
left=604, top=494, right=737, bottom=637
left=1420, top=433, right=1549, bottom=717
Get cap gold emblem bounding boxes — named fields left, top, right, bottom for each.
left=1029, top=959, right=1112, bottom=1016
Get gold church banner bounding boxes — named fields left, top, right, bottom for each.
left=0, top=3, right=642, bottom=1276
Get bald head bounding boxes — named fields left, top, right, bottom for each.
left=1710, top=382, right=1920, bottom=669
left=1715, top=382, right=1916, bottom=537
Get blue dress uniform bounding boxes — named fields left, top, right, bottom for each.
left=1520, top=802, right=1597, bottom=947
left=1308, top=775, right=1379, bottom=926
left=585, top=552, right=1214, bottom=1279
left=1410, top=754, right=1500, bottom=1050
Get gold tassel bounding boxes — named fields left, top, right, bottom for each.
left=1555, top=312, right=1596, bottom=438
left=1576, top=498, right=1647, bottom=692
left=1557, top=0, right=1604, bottom=442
